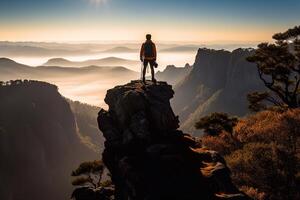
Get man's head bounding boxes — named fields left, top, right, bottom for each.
left=146, top=34, right=152, bottom=40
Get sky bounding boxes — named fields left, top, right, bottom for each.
left=0, top=0, right=299, bottom=42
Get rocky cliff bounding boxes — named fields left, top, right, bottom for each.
left=0, top=80, right=98, bottom=200
left=97, top=80, right=250, bottom=200
left=172, top=48, right=264, bottom=134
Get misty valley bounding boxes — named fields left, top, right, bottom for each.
left=0, top=42, right=258, bottom=107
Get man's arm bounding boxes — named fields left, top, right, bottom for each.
left=140, top=43, right=144, bottom=61
left=153, top=43, right=157, bottom=60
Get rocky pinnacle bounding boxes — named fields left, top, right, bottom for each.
left=98, top=80, right=251, bottom=200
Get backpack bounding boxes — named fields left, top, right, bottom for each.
left=144, top=42, right=155, bottom=58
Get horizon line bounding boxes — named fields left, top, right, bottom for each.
left=0, top=39, right=266, bottom=45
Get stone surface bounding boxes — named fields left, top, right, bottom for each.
left=98, top=80, right=251, bottom=200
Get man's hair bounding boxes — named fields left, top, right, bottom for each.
left=146, top=34, right=152, bottom=40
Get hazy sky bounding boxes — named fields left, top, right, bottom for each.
left=0, top=0, right=299, bottom=42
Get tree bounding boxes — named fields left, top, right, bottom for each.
left=195, top=112, right=238, bottom=139
left=247, top=26, right=300, bottom=111
left=71, top=160, right=105, bottom=189
left=71, top=161, right=115, bottom=200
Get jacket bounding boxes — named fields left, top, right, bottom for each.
left=140, top=40, right=157, bottom=60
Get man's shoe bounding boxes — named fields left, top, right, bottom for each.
left=152, top=78, right=157, bottom=83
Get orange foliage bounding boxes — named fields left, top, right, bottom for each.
left=235, top=109, right=300, bottom=150
left=201, top=109, right=300, bottom=200
left=240, top=186, right=266, bottom=200
left=201, top=132, right=235, bottom=155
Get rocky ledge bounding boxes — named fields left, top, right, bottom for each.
left=98, top=80, right=250, bottom=200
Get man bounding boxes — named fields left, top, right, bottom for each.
left=140, top=34, right=157, bottom=83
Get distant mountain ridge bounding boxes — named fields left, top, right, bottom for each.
left=43, top=56, right=140, bottom=67
left=0, top=57, right=138, bottom=79
left=171, top=48, right=264, bottom=134
left=161, top=45, right=200, bottom=52
left=0, top=57, right=28, bottom=68
left=0, top=45, right=92, bottom=57
left=102, top=46, right=137, bottom=53
left=156, top=64, right=192, bottom=85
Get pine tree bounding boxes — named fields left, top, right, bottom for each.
left=247, top=26, right=300, bottom=111
left=195, top=112, right=238, bottom=140
left=71, top=160, right=105, bottom=189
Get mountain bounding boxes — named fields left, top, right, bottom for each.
left=102, top=46, right=137, bottom=53
left=155, top=63, right=192, bottom=86
left=97, top=80, right=250, bottom=200
left=0, top=57, right=32, bottom=70
left=0, top=80, right=98, bottom=200
left=0, top=45, right=91, bottom=57
left=161, top=45, right=200, bottom=52
left=43, top=57, right=140, bottom=67
left=0, top=58, right=43, bottom=77
left=171, top=48, right=264, bottom=134
left=160, top=44, right=259, bottom=52
left=0, top=58, right=137, bottom=79
left=0, top=57, right=28, bottom=68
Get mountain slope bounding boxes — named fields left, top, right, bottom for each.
left=68, top=100, right=104, bottom=153
left=172, top=48, right=264, bottom=134
left=0, top=80, right=98, bottom=200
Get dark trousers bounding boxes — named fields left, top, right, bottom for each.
left=143, top=59, right=155, bottom=81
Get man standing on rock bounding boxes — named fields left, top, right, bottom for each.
left=140, top=34, right=158, bottom=83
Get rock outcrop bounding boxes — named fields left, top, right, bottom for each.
left=98, top=80, right=250, bottom=200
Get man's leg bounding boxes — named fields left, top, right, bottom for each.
left=142, top=60, right=148, bottom=82
left=149, top=60, right=156, bottom=82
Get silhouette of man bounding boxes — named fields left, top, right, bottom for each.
left=140, top=34, right=157, bottom=83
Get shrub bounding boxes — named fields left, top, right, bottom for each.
left=199, top=109, right=300, bottom=199
left=226, top=109, right=300, bottom=200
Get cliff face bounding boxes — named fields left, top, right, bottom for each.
left=0, top=80, right=98, bottom=200
left=68, top=100, right=104, bottom=153
left=172, top=48, right=264, bottom=134
left=97, top=80, right=250, bottom=200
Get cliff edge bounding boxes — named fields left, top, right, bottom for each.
left=97, top=80, right=250, bottom=200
